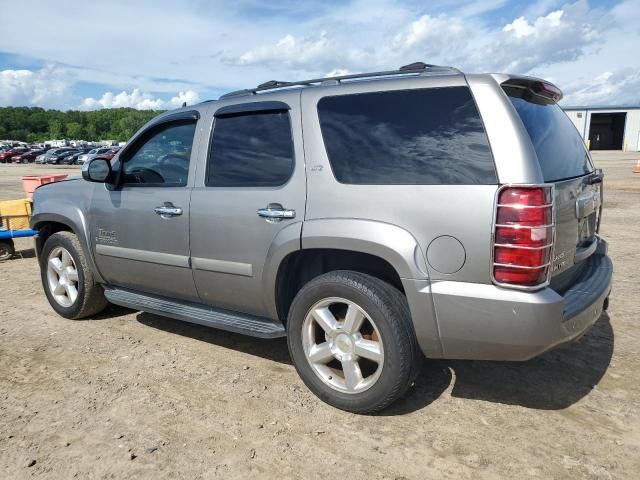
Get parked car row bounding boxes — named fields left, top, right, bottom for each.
left=0, top=144, right=120, bottom=165
left=0, top=146, right=31, bottom=163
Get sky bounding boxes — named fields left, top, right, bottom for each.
left=0, top=0, right=638, bottom=111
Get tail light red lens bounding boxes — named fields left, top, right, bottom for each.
left=498, top=187, right=552, bottom=206
left=496, top=206, right=552, bottom=226
left=495, top=226, right=551, bottom=247
left=494, top=266, right=547, bottom=286
left=494, top=246, right=548, bottom=267
left=492, top=186, right=554, bottom=288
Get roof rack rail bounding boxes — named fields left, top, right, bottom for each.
left=220, top=62, right=460, bottom=99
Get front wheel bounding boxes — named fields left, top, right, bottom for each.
left=287, top=271, right=421, bottom=414
left=40, top=231, right=108, bottom=319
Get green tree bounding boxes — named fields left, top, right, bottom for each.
left=0, top=106, right=162, bottom=143
left=48, top=119, right=63, bottom=139
left=65, top=122, right=83, bottom=139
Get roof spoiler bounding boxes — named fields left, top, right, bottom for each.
left=501, top=77, right=563, bottom=105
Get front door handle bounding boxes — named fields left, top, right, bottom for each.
left=154, top=202, right=183, bottom=218
left=257, top=204, right=296, bottom=222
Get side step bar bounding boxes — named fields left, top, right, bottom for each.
left=104, top=287, right=286, bottom=339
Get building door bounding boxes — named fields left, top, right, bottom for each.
left=588, top=112, right=626, bottom=150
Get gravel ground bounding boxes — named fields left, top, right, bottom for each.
left=0, top=153, right=639, bottom=479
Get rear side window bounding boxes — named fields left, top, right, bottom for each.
left=207, top=111, right=294, bottom=187
left=317, top=87, right=496, bottom=185
left=506, top=92, right=593, bottom=182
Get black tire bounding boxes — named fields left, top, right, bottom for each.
left=0, top=240, right=15, bottom=261
left=40, top=231, right=108, bottom=319
left=286, top=271, right=421, bottom=414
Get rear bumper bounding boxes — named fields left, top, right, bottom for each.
left=405, top=249, right=613, bottom=361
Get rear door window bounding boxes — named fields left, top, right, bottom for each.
left=506, top=92, right=593, bottom=182
left=207, top=110, right=294, bottom=187
left=317, top=87, right=496, bottom=185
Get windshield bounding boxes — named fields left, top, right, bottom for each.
left=507, top=92, right=593, bottom=182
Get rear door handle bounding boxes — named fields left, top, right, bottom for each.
left=154, top=202, right=183, bottom=218
left=257, top=204, right=296, bottom=221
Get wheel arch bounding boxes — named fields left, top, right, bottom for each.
left=264, top=218, right=430, bottom=323
left=31, top=212, right=105, bottom=283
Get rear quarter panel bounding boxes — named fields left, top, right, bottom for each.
left=301, top=75, right=500, bottom=285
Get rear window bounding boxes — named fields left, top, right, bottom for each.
left=317, top=87, right=496, bottom=185
left=507, top=93, right=593, bottom=182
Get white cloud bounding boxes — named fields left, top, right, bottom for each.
left=169, top=90, right=200, bottom=108
left=503, top=10, right=563, bottom=39
left=0, top=65, right=71, bottom=107
left=237, top=31, right=331, bottom=69
left=231, top=0, right=613, bottom=80
left=563, top=69, right=640, bottom=105
left=392, top=15, right=467, bottom=51
left=0, top=0, right=637, bottom=107
left=80, top=89, right=200, bottom=110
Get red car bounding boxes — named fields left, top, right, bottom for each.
left=0, top=147, right=29, bottom=163
left=95, top=148, right=120, bottom=161
left=12, top=149, right=45, bottom=164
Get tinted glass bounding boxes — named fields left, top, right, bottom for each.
left=122, top=121, right=196, bottom=186
left=317, top=87, right=496, bottom=184
left=507, top=93, right=593, bottom=182
left=207, top=111, right=294, bottom=187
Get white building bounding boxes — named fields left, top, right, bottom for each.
left=563, top=106, right=640, bottom=151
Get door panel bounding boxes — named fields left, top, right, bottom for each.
left=190, top=92, right=305, bottom=318
left=91, top=186, right=198, bottom=301
left=89, top=116, right=201, bottom=301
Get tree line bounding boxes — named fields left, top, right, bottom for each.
left=0, top=107, right=164, bottom=143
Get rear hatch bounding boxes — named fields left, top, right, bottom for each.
left=503, top=80, right=602, bottom=291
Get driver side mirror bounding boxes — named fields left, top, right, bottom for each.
left=82, top=157, right=113, bottom=183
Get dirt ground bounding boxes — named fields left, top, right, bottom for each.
left=1, top=153, right=639, bottom=479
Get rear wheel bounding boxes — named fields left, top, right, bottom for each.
left=40, top=232, right=108, bottom=319
left=287, top=271, right=421, bottom=413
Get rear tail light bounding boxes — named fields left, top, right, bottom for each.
left=492, top=185, right=554, bottom=288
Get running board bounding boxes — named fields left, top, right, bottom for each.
left=104, top=287, right=286, bottom=338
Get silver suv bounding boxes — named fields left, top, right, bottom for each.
left=32, top=62, right=612, bottom=413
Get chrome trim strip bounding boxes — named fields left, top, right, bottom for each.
left=496, top=203, right=553, bottom=209
left=574, top=236, right=598, bottom=263
left=96, top=244, right=190, bottom=268
left=493, top=262, right=550, bottom=270
left=494, top=243, right=553, bottom=250
left=192, top=257, right=253, bottom=277
left=495, top=223, right=554, bottom=229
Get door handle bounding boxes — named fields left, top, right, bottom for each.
left=257, top=204, right=296, bottom=222
left=154, top=202, right=183, bottom=218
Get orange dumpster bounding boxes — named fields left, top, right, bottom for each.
left=22, top=174, right=68, bottom=199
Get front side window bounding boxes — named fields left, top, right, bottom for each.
left=122, top=121, right=196, bottom=186
left=207, top=110, right=294, bottom=187
left=317, top=87, right=497, bottom=185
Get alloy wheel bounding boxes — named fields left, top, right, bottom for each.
left=46, top=246, right=79, bottom=308
left=302, top=297, right=384, bottom=393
